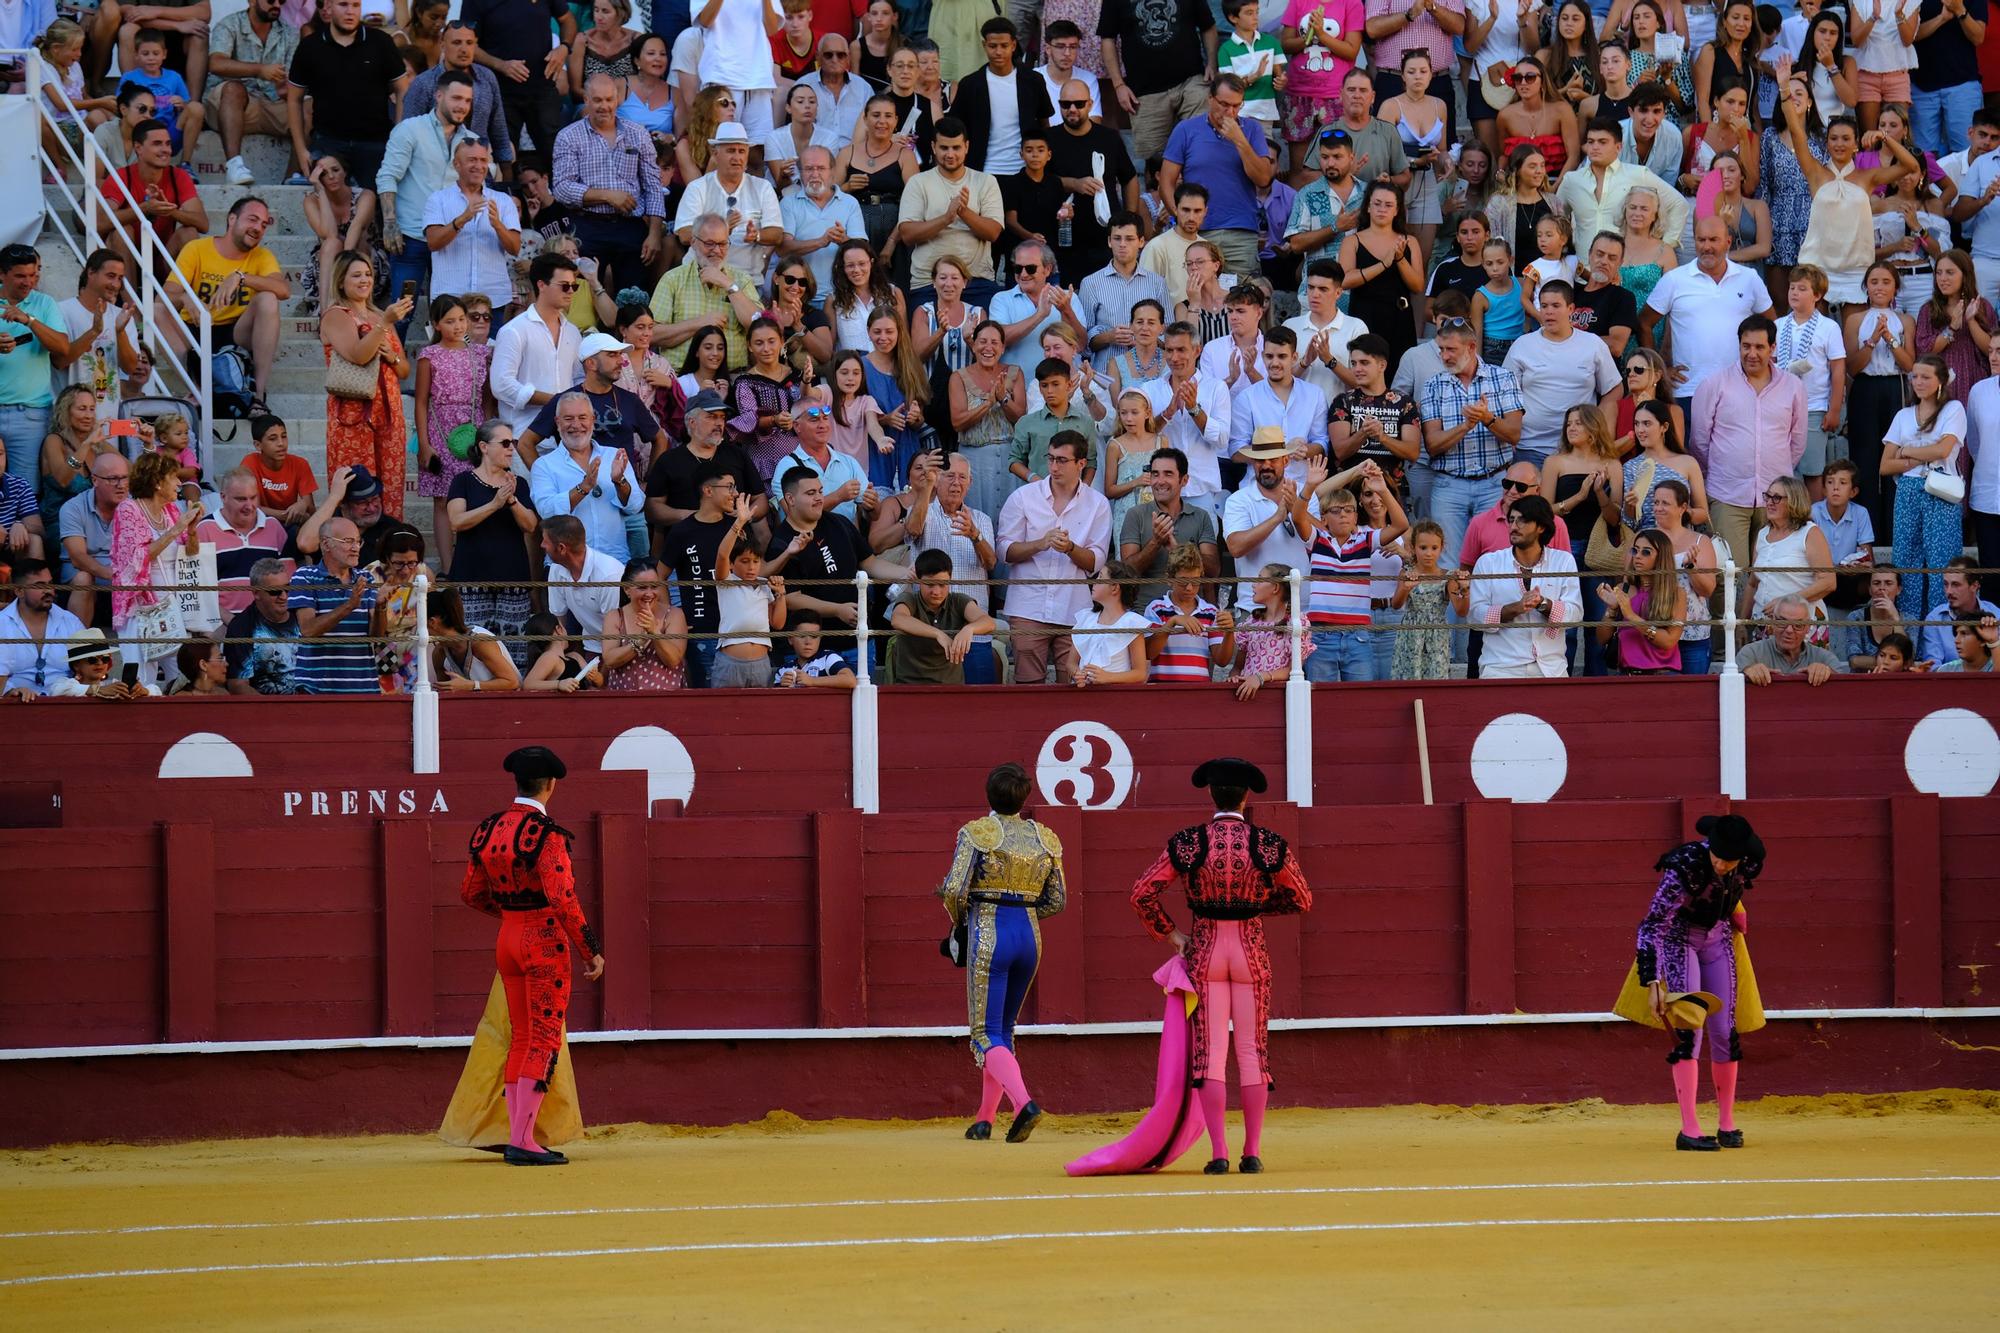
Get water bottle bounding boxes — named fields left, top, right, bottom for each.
left=1057, top=194, right=1074, bottom=250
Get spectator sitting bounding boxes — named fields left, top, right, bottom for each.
left=1226, top=556, right=1313, bottom=697
left=540, top=514, right=626, bottom=658
left=369, top=530, right=435, bottom=692
left=297, top=465, right=418, bottom=566
left=1916, top=559, right=2000, bottom=668
left=775, top=611, right=859, bottom=689
left=492, top=251, right=585, bottom=435
left=0, top=437, right=44, bottom=563
left=1933, top=615, right=1999, bottom=673
left=1119, top=445, right=1221, bottom=607
left=204, top=0, right=302, bottom=186
left=1869, top=632, right=1918, bottom=674
left=98, top=120, right=207, bottom=268
left=599, top=558, right=690, bottom=691
left=523, top=612, right=606, bottom=692
left=765, top=467, right=914, bottom=670
left=58, top=450, right=127, bottom=626
left=1739, top=594, right=1843, bottom=686
left=1842, top=566, right=1906, bottom=672
left=1468, top=493, right=1579, bottom=679
left=889, top=547, right=996, bottom=685
left=121, top=28, right=204, bottom=168
left=996, top=430, right=1110, bottom=683
left=1596, top=527, right=1687, bottom=674
left=241, top=415, right=317, bottom=526
left=0, top=559, right=87, bottom=700
left=196, top=467, right=289, bottom=618
left=160, top=195, right=292, bottom=408
left=712, top=497, right=788, bottom=688
left=898, top=451, right=1000, bottom=681
left=1071, top=561, right=1152, bottom=688
left=1144, top=541, right=1237, bottom=682
left=223, top=556, right=302, bottom=694
left=164, top=636, right=229, bottom=695
left=649, top=213, right=765, bottom=370
left=288, top=515, right=382, bottom=694
left=49, top=628, right=160, bottom=698
left=896, top=116, right=1006, bottom=306
left=1745, top=474, right=1835, bottom=642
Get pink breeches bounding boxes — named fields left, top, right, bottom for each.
left=1201, top=920, right=1264, bottom=1084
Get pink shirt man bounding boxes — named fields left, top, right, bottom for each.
left=1688, top=363, right=1808, bottom=510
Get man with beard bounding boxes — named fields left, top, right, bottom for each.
left=1466, top=492, right=1578, bottom=679
left=1048, top=78, right=1143, bottom=279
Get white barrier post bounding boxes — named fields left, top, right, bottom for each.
left=1285, top=568, right=1313, bottom=807
left=1717, top=555, right=1746, bottom=800
left=851, top=571, right=879, bottom=813
left=411, top=574, right=439, bottom=775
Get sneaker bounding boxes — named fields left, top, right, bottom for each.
left=226, top=156, right=255, bottom=187
left=284, top=171, right=309, bottom=186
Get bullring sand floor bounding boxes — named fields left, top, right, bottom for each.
left=2, top=1092, right=1996, bottom=1328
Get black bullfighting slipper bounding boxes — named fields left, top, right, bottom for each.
left=503, top=1144, right=568, bottom=1166
left=1005, top=1102, right=1042, bottom=1143
left=965, top=1120, right=993, bottom=1140
left=1675, top=1132, right=1720, bottom=1152
left=1716, top=1129, right=1745, bottom=1148
left=1238, top=1155, right=1264, bottom=1174
left=1203, top=1158, right=1230, bottom=1175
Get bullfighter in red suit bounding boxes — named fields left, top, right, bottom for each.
left=1131, top=758, right=1312, bottom=1175
left=461, top=746, right=606, bottom=1166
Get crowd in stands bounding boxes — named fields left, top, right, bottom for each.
left=2, top=0, right=1998, bottom=698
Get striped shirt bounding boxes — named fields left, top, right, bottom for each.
left=287, top=564, right=379, bottom=695
left=1305, top=525, right=1379, bottom=626
left=1144, top=595, right=1227, bottom=681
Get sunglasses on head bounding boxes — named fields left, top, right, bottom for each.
left=1437, top=316, right=1473, bottom=331
left=1318, top=127, right=1352, bottom=145
left=800, top=405, right=832, bottom=419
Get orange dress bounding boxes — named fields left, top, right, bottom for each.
left=324, top=318, right=408, bottom=518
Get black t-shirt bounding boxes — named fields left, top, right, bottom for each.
left=1329, top=389, right=1422, bottom=493
left=526, top=384, right=660, bottom=468
left=1427, top=257, right=1487, bottom=303
left=460, top=0, right=566, bottom=88
left=223, top=606, right=302, bottom=695
left=1002, top=170, right=1069, bottom=251
left=646, top=441, right=762, bottom=518
left=1572, top=282, right=1638, bottom=347
left=524, top=197, right=575, bottom=243
left=766, top=513, right=867, bottom=652
left=1046, top=123, right=1137, bottom=252
left=288, top=27, right=405, bottom=141
left=446, top=470, right=536, bottom=581
left=1096, top=0, right=1214, bottom=97
left=1912, top=0, right=1986, bottom=92
left=665, top=514, right=733, bottom=632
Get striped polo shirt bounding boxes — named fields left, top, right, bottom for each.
left=1305, top=526, right=1380, bottom=626
left=287, top=564, right=379, bottom=695
left=1144, top=595, right=1227, bottom=682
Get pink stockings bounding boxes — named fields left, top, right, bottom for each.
left=1672, top=1060, right=1740, bottom=1136
left=1198, top=922, right=1268, bottom=1161
left=975, top=1046, right=1031, bottom=1122
left=506, top=1077, right=548, bottom=1152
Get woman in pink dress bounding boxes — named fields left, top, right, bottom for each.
left=413, top=294, right=493, bottom=569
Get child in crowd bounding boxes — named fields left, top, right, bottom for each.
left=889, top=548, right=996, bottom=686
left=713, top=495, right=786, bottom=688
left=1471, top=239, right=1525, bottom=366
left=123, top=29, right=202, bottom=166
left=1869, top=631, right=1916, bottom=673
left=1225, top=560, right=1312, bottom=698
left=242, top=414, right=317, bottom=525
left=1391, top=518, right=1468, bottom=680
left=414, top=294, right=492, bottom=567
left=149, top=411, right=199, bottom=488
left=826, top=351, right=892, bottom=470
left=34, top=21, right=112, bottom=167
left=1521, top=214, right=1577, bottom=309
left=1779, top=264, right=1847, bottom=502
left=1935, top=617, right=1999, bottom=673
left=1218, top=0, right=1286, bottom=129
left=776, top=611, right=857, bottom=688
left=523, top=613, right=604, bottom=691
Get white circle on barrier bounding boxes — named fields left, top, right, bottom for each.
left=601, top=725, right=696, bottom=809
left=158, top=731, right=254, bottom=779
left=1903, top=707, right=2000, bottom=798
left=1468, top=712, right=1568, bottom=803
left=1035, top=721, right=1135, bottom=809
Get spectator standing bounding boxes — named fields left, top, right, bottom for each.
left=1419, top=317, right=1526, bottom=567
left=1972, top=343, right=2000, bottom=573
left=674, top=122, right=782, bottom=286
left=1159, top=75, right=1277, bottom=282
left=1338, top=180, right=1424, bottom=372
left=1361, top=0, right=1464, bottom=112
left=1907, top=0, right=1988, bottom=156
left=1951, top=148, right=2000, bottom=311
left=0, top=561, right=87, bottom=700
left=900, top=117, right=1008, bottom=305
left=1143, top=541, right=1236, bottom=680
left=1141, top=323, right=1234, bottom=515
left=951, top=18, right=1056, bottom=175
left=798, top=31, right=874, bottom=142
left=1048, top=80, right=1138, bottom=280
left=165, top=196, right=289, bottom=406
left=1223, top=446, right=1312, bottom=614
left=1328, top=332, right=1421, bottom=494
left=196, top=468, right=287, bottom=618
left=51, top=250, right=142, bottom=404
left=989, top=241, right=1088, bottom=377
left=781, top=148, right=868, bottom=300
left=1076, top=216, right=1166, bottom=371
left=223, top=557, right=303, bottom=694
left=494, top=252, right=585, bottom=436
left=287, top=515, right=380, bottom=694
left=1284, top=132, right=1366, bottom=309
left=1276, top=0, right=1366, bottom=185
left=1468, top=492, right=1577, bottom=677
left=1880, top=356, right=1969, bottom=618
left=459, top=0, right=574, bottom=166
left=548, top=73, right=667, bottom=297
left=1292, top=457, right=1407, bottom=680
left=1119, top=445, right=1221, bottom=604
left=401, top=20, right=513, bottom=168
left=422, top=143, right=520, bottom=341
left=1689, top=315, right=1807, bottom=580
left=446, top=422, right=539, bottom=664
left=900, top=450, right=1002, bottom=681
left=204, top=0, right=300, bottom=186
left=1573, top=231, right=1639, bottom=359
left=1502, top=281, right=1620, bottom=464
left=0, top=247, right=71, bottom=496
left=109, top=451, right=198, bottom=688
left=998, top=430, right=1111, bottom=682
left=1099, top=0, right=1219, bottom=165
left=1071, top=561, right=1155, bottom=685
left=321, top=251, right=413, bottom=516
left=1556, top=117, right=1686, bottom=257
left=766, top=468, right=911, bottom=667
left=522, top=330, right=670, bottom=478
left=1229, top=327, right=1328, bottom=486
left=662, top=448, right=748, bottom=687
left=1642, top=217, right=1776, bottom=413
left=286, top=0, right=409, bottom=190
left=541, top=513, right=625, bottom=656
left=1776, top=264, right=1848, bottom=501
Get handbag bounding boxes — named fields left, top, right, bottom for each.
left=326, top=350, right=381, bottom=402
left=1480, top=63, right=1517, bottom=110
left=1923, top=465, right=1966, bottom=504
left=1586, top=460, right=1651, bottom=574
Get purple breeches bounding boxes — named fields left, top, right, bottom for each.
left=1666, top=921, right=1739, bottom=1064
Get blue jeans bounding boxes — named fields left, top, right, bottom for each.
left=686, top=636, right=719, bottom=688
left=1304, top=626, right=1373, bottom=682
left=1567, top=537, right=1609, bottom=677
left=0, top=403, right=48, bottom=490
left=1680, top=636, right=1712, bottom=676
left=1910, top=81, right=1982, bottom=156
left=385, top=242, right=430, bottom=342
left=1404, top=462, right=1435, bottom=525
left=1430, top=472, right=1502, bottom=578
left=1370, top=605, right=1400, bottom=680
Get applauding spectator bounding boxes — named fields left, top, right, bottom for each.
left=997, top=431, right=1110, bottom=683
left=1468, top=493, right=1578, bottom=679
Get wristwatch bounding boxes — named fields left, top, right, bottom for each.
left=727, top=281, right=742, bottom=294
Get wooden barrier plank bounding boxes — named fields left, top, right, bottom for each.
left=1463, top=802, right=1515, bottom=1015
left=598, top=814, right=651, bottom=1030
left=1036, top=806, right=1088, bottom=1024
left=380, top=819, right=432, bottom=1037
left=1890, top=794, right=1943, bottom=1008
left=815, top=810, right=867, bottom=1027
left=162, top=821, right=216, bottom=1043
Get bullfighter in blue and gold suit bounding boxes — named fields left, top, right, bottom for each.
left=938, top=762, right=1068, bottom=1144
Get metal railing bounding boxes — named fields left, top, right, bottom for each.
left=10, top=48, right=214, bottom=465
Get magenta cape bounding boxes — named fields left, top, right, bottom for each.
left=1064, top=955, right=1208, bottom=1176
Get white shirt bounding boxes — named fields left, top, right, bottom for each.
left=1853, top=0, right=1919, bottom=73
left=546, top=546, right=627, bottom=655
left=669, top=24, right=703, bottom=83
left=1501, top=328, right=1620, bottom=459
left=1038, top=64, right=1101, bottom=124
left=1071, top=606, right=1149, bottom=672
left=421, top=185, right=520, bottom=308
left=796, top=70, right=871, bottom=141
left=1644, top=261, right=1771, bottom=397
left=674, top=172, right=783, bottom=281
left=56, top=296, right=126, bottom=397
left=0, top=601, right=85, bottom=697
left=984, top=68, right=1023, bottom=175
left=1221, top=487, right=1316, bottom=612
left=1969, top=377, right=2000, bottom=515
left=1469, top=543, right=1579, bottom=678
left=1227, top=377, right=1329, bottom=489
left=1139, top=374, right=1233, bottom=497
left=1884, top=400, right=1968, bottom=477
left=491, top=308, right=582, bottom=435
left=1775, top=310, right=1846, bottom=412
left=1199, top=333, right=1267, bottom=421
left=530, top=442, right=647, bottom=560
left=695, top=0, right=775, bottom=90
left=996, top=478, right=1112, bottom=625
left=1284, top=309, right=1368, bottom=403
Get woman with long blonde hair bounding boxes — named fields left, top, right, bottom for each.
left=864, top=307, right=930, bottom=490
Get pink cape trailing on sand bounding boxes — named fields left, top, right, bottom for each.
left=1064, top=955, right=1208, bottom=1176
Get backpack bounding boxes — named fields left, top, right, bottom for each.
left=210, top=346, right=255, bottom=420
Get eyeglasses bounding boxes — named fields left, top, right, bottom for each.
left=1049, top=453, right=1082, bottom=465
left=821, top=49, right=849, bottom=59
left=1059, top=99, right=1089, bottom=109
left=325, top=536, right=363, bottom=547
left=555, top=281, right=581, bottom=293
left=1500, top=479, right=1535, bottom=493
left=1763, top=490, right=1788, bottom=502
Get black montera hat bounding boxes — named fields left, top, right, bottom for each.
left=503, top=745, right=568, bottom=782
left=1191, top=757, right=1268, bottom=793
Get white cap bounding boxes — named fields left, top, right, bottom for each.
left=577, top=331, right=631, bottom=360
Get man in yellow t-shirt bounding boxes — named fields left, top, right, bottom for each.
left=166, top=196, right=291, bottom=403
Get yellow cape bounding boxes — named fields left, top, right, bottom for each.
left=438, top=975, right=585, bottom=1148
left=1612, top=934, right=1765, bottom=1034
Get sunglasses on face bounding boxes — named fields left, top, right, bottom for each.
left=1763, top=490, right=1787, bottom=502
left=779, top=273, right=808, bottom=286
left=1625, top=364, right=1648, bottom=375
left=555, top=281, right=581, bottom=293
left=1059, top=99, right=1089, bottom=109
left=469, top=312, right=492, bottom=322
left=1501, top=479, right=1534, bottom=493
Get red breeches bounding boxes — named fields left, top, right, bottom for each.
left=497, top=911, right=573, bottom=1088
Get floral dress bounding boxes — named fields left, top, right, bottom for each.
left=1235, top=617, right=1314, bottom=680
left=110, top=498, right=186, bottom=664
left=1759, top=129, right=1827, bottom=269
left=1392, top=578, right=1451, bottom=680
left=416, top=343, right=490, bottom=500
left=325, top=316, right=409, bottom=518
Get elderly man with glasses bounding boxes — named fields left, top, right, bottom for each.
left=288, top=516, right=383, bottom=695
left=796, top=32, right=873, bottom=141
left=651, top=214, right=765, bottom=370
left=1738, top=595, right=1843, bottom=686
left=58, top=450, right=129, bottom=626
